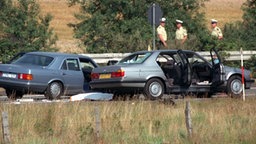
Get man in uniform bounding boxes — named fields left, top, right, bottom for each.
left=211, top=19, right=223, bottom=40
left=175, top=19, right=187, bottom=49
left=157, top=17, right=167, bottom=49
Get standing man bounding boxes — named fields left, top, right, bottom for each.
left=211, top=19, right=223, bottom=40
left=175, top=19, right=187, bottom=49
left=156, top=17, right=167, bottom=49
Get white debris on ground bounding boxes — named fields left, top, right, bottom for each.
left=70, top=92, right=113, bottom=101
left=7, top=92, right=113, bottom=104
left=17, top=99, right=34, bottom=102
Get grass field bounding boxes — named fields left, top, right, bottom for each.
left=37, top=0, right=246, bottom=53
left=0, top=1, right=253, bottom=143
left=1, top=98, right=256, bottom=143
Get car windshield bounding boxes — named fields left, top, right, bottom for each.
left=118, top=52, right=152, bottom=64
left=12, top=54, right=54, bottom=66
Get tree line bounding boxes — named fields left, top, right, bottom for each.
left=0, top=0, right=256, bottom=62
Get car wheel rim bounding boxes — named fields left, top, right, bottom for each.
left=231, top=79, right=242, bottom=94
left=149, top=82, right=162, bottom=97
left=50, top=83, right=61, bottom=97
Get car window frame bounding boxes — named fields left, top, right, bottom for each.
left=61, top=58, right=81, bottom=71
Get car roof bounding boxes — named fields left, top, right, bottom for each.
left=26, top=51, right=92, bottom=59
left=132, top=49, right=194, bottom=54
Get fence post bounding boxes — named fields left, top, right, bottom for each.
left=185, top=101, right=192, bottom=138
left=2, top=112, right=10, bottom=144
left=95, top=107, right=100, bottom=138
left=240, top=47, right=246, bottom=101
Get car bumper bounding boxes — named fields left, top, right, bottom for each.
left=90, top=81, right=145, bottom=89
left=0, top=79, right=47, bottom=93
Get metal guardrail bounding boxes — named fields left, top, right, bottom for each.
left=81, top=51, right=256, bottom=64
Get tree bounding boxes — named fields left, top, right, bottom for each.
left=241, top=0, right=256, bottom=50
left=0, top=0, right=58, bottom=62
left=68, top=0, right=210, bottom=53
left=221, top=0, right=256, bottom=51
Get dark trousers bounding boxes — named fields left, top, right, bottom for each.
left=156, top=41, right=165, bottom=50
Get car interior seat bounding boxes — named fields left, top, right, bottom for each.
left=172, top=62, right=181, bottom=85
left=162, top=60, right=180, bottom=85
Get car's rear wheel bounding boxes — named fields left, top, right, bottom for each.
left=45, top=82, right=63, bottom=100
left=5, top=89, right=23, bottom=100
left=227, top=75, right=242, bottom=98
left=144, top=78, right=164, bottom=100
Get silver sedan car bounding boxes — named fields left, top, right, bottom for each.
left=90, top=49, right=254, bottom=99
left=0, top=52, right=98, bottom=99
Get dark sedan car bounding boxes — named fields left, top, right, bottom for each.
left=90, top=48, right=254, bottom=99
left=0, top=52, right=98, bottom=99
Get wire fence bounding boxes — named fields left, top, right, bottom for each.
left=1, top=101, right=193, bottom=143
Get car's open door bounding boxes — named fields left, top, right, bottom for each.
left=177, top=50, right=192, bottom=86
left=210, top=48, right=225, bottom=86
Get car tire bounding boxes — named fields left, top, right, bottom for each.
left=144, top=78, right=164, bottom=100
left=227, top=75, right=242, bottom=98
left=6, top=89, right=23, bottom=100
left=45, top=82, right=63, bottom=100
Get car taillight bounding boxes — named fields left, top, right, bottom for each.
left=91, top=73, right=99, bottom=79
left=0, top=72, right=2, bottom=76
left=111, top=69, right=125, bottom=78
left=18, top=73, right=33, bottom=80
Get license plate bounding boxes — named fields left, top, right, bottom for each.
left=2, top=73, right=17, bottom=79
left=99, top=74, right=111, bottom=79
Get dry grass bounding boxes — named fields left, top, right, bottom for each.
left=37, top=0, right=247, bottom=53
left=203, top=0, right=246, bottom=29
left=1, top=98, right=256, bottom=143
left=37, top=0, right=84, bottom=53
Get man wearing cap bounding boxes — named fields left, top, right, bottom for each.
left=175, top=19, right=187, bottom=49
left=156, top=17, right=167, bottom=49
left=211, top=19, right=223, bottom=40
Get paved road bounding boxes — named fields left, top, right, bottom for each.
left=0, top=87, right=255, bottom=102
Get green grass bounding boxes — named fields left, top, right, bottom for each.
left=1, top=98, right=256, bottom=143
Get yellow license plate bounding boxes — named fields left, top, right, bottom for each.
left=99, top=74, right=111, bottom=79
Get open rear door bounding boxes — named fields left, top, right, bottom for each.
left=210, top=48, right=225, bottom=86
left=177, top=50, right=191, bottom=86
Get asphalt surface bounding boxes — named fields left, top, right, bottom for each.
left=0, top=87, right=255, bottom=102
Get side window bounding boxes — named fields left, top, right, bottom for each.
left=156, top=54, right=174, bottom=67
left=172, top=54, right=182, bottom=64
left=61, top=60, right=67, bottom=70
left=187, top=53, right=206, bottom=65
left=61, top=59, right=80, bottom=71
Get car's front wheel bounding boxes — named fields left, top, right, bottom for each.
left=144, top=78, right=164, bottom=100
left=5, top=89, right=23, bottom=100
left=227, top=75, right=242, bottom=98
left=45, top=82, right=63, bottom=100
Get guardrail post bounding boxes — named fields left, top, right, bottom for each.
left=2, top=112, right=10, bottom=144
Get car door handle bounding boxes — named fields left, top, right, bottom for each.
left=62, top=72, right=67, bottom=75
